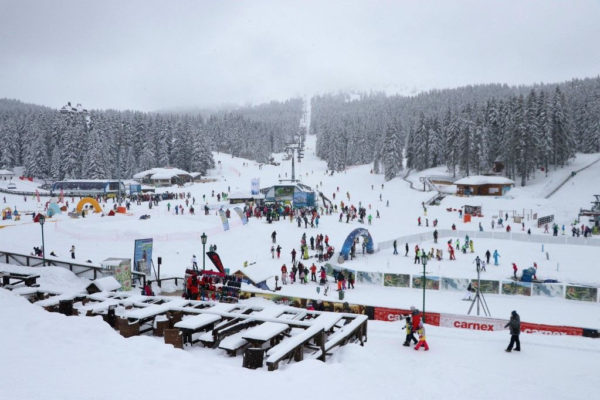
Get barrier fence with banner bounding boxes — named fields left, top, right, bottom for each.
left=241, top=290, right=598, bottom=338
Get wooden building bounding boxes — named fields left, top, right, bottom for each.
left=454, top=175, right=515, bottom=196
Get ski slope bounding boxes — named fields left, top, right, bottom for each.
left=1, top=108, right=600, bottom=398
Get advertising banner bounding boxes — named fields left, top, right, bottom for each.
left=472, top=279, right=500, bottom=294
left=532, top=282, right=564, bottom=298
left=133, top=239, right=153, bottom=275
left=383, top=273, right=411, bottom=288
left=114, top=259, right=132, bottom=291
left=233, top=206, right=248, bottom=225
left=412, top=275, right=440, bottom=290
left=251, top=178, right=260, bottom=195
left=565, top=285, right=598, bottom=302
left=439, top=313, right=508, bottom=332
left=441, top=277, right=470, bottom=291
left=357, top=271, right=384, bottom=286
left=218, top=209, right=230, bottom=231
left=373, top=307, right=411, bottom=322
left=520, top=322, right=583, bottom=336
left=501, top=281, right=532, bottom=296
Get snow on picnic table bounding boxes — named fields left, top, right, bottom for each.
left=242, top=321, right=289, bottom=342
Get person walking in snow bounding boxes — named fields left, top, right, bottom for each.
left=291, top=248, right=296, bottom=263
left=191, top=255, right=198, bottom=270
left=281, top=264, right=288, bottom=284
left=405, top=242, right=409, bottom=257
left=70, top=245, right=75, bottom=259
left=493, top=250, right=500, bottom=266
left=276, top=245, right=282, bottom=259
left=414, top=323, right=429, bottom=351
left=505, top=310, right=521, bottom=352
left=485, top=249, right=491, bottom=264
left=433, top=229, right=438, bottom=244
left=473, top=256, right=482, bottom=271
left=512, top=263, right=518, bottom=279
left=271, top=246, right=275, bottom=259
left=403, top=316, right=418, bottom=346
left=393, top=240, right=398, bottom=255
left=271, top=230, right=277, bottom=243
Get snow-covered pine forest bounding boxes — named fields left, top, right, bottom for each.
left=312, top=77, right=600, bottom=185
left=1, top=77, right=599, bottom=185
left=0, top=98, right=303, bottom=180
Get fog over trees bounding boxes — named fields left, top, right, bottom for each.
left=1, top=77, right=599, bottom=186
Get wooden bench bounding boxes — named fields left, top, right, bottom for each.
left=174, top=313, right=222, bottom=345
left=265, top=324, right=325, bottom=371
left=0, top=272, right=40, bottom=289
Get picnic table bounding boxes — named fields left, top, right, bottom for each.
left=174, top=313, right=222, bottom=345
left=0, top=271, right=40, bottom=288
left=242, top=321, right=290, bottom=348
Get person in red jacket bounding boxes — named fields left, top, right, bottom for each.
left=310, top=263, right=317, bottom=282
left=513, top=263, right=518, bottom=279
left=281, top=264, right=288, bottom=285
left=414, top=323, right=429, bottom=351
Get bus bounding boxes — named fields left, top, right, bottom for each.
left=50, top=180, right=126, bottom=197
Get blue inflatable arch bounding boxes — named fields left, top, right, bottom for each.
left=340, top=228, right=374, bottom=261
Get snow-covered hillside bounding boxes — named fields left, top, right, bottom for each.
left=1, top=129, right=600, bottom=399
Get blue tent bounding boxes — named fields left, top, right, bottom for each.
left=340, top=228, right=374, bottom=260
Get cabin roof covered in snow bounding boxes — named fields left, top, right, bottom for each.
left=87, top=276, right=121, bottom=292
left=133, top=168, right=191, bottom=180
left=454, top=175, right=515, bottom=186
left=0, top=169, right=14, bottom=175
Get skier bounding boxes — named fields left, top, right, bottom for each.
left=348, top=271, right=355, bottom=289
left=473, top=256, right=481, bottom=271
left=504, top=310, right=521, bottom=352
left=493, top=250, right=500, bottom=266
left=403, top=316, right=418, bottom=346
left=414, top=246, right=420, bottom=264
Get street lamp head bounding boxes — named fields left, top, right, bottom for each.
left=201, top=232, right=207, bottom=245
left=38, top=215, right=45, bottom=225
left=421, top=254, right=428, bottom=266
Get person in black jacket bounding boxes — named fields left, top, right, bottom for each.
left=505, top=310, right=521, bottom=352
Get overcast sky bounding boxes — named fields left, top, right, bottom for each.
left=1, top=0, right=599, bottom=111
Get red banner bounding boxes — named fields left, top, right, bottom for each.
left=373, top=307, right=440, bottom=326
left=520, top=322, right=583, bottom=336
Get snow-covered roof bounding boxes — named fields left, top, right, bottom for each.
left=86, top=276, right=121, bottom=293
left=229, top=191, right=265, bottom=199
left=133, top=167, right=191, bottom=180
left=454, top=175, right=515, bottom=186
left=0, top=169, right=14, bottom=175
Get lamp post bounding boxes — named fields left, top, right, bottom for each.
left=201, top=232, right=207, bottom=271
left=421, top=253, right=428, bottom=323
left=38, top=214, right=46, bottom=266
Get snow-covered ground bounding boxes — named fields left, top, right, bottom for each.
left=1, top=122, right=600, bottom=398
